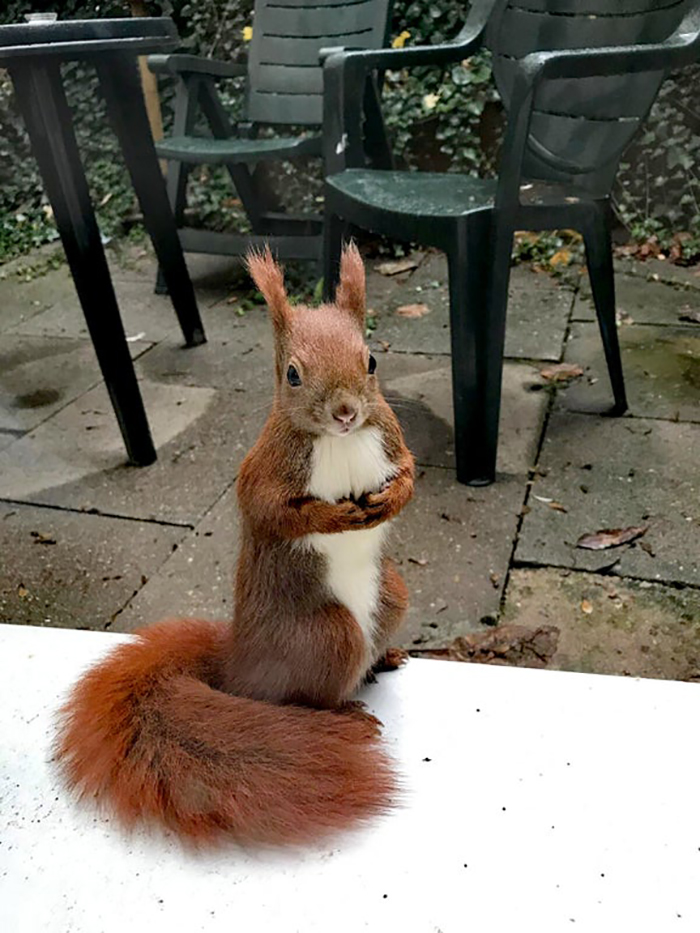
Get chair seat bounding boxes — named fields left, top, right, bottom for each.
left=156, top=133, right=321, bottom=165
left=326, top=169, right=497, bottom=219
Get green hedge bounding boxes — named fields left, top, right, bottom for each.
left=1, top=0, right=699, bottom=262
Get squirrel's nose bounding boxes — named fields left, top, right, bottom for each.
left=332, top=404, right=358, bottom=426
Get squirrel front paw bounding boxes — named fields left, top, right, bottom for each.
left=360, top=472, right=413, bottom=524
left=297, top=497, right=375, bottom=534
left=293, top=490, right=402, bottom=535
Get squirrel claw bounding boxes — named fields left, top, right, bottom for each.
left=372, top=647, right=409, bottom=673
left=336, top=700, right=384, bottom=735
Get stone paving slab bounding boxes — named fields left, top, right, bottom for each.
left=0, top=501, right=186, bottom=630
left=0, top=431, right=18, bottom=453
left=558, top=322, right=700, bottom=422
left=0, top=262, right=77, bottom=330
left=614, top=255, right=700, bottom=290
left=516, top=412, right=700, bottom=587
left=106, top=243, right=160, bottom=284
left=198, top=297, right=274, bottom=344
left=573, top=272, right=700, bottom=326
left=383, top=358, right=546, bottom=475
left=367, top=255, right=573, bottom=362
left=138, top=310, right=272, bottom=386
left=503, top=567, right=700, bottom=681
left=7, top=278, right=191, bottom=345
left=394, top=466, right=526, bottom=648
left=114, top=483, right=239, bottom=632
left=0, top=334, right=152, bottom=432
left=0, top=379, right=221, bottom=523
left=177, top=251, right=250, bottom=304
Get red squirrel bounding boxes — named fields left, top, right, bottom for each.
left=55, top=243, right=414, bottom=847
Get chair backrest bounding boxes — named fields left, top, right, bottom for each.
left=487, top=0, right=690, bottom=194
left=245, top=0, right=392, bottom=126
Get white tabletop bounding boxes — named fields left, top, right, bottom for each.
left=1, top=622, right=698, bottom=932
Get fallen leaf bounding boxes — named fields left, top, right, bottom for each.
left=639, top=540, right=655, bottom=557
left=30, top=530, right=56, bottom=545
left=376, top=257, right=418, bottom=276
left=549, top=248, right=571, bottom=267
left=581, top=599, right=594, bottom=614
left=576, top=526, right=648, bottom=550
left=679, top=310, right=700, bottom=324
left=548, top=501, right=568, bottom=513
left=17, top=584, right=28, bottom=598
left=540, top=363, right=584, bottom=382
left=413, top=624, right=560, bottom=668
left=396, top=303, right=430, bottom=318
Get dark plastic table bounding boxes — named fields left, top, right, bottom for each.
left=0, top=18, right=206, bottom=466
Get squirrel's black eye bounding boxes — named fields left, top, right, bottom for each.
left=287, top=364, right=302, bottom=387
left=368, top=354, right=377, bottom=375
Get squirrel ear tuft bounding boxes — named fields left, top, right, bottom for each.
left=335, top=241, right=365, bottom=328
left=245, top=247, right=290, bottom=334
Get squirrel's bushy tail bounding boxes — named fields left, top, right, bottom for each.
left=55, top=619, right=396, bottom=846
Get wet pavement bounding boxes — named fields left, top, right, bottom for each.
left=1, top=242, right=698, bottom=681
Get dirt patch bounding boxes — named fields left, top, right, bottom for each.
left=502, top=567, right=700, bottom=681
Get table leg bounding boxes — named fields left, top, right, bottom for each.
left=9, top=61, right=156, bottom=467
left=95, top=53, right=206, bottom=348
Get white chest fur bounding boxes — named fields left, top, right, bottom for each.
left=304, top=427, right=396, bottom=654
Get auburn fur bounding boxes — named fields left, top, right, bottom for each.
left=55, top=244, right=413, bottom=847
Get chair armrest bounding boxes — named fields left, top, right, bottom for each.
left=148, top=53, right=247, bottom=79
left=322, top=0, right=496, bottom=172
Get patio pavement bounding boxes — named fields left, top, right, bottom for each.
left=1, top=241, right=698, bottom=681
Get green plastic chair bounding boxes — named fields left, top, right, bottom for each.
left=323, top=0, right=700, bottom=486
left=148, top=0, right=393, bottom=273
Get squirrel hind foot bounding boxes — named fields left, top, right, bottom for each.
left=334, top=699, right=384, bottom=738
left=372, top=647, right=409, bottom=674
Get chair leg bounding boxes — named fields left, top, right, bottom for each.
left=96, top=54, right=206, bottom=348
left=446, top=212, right=506, bottom=486
left=155, top=159, right=189, bottom=295
left=580, top=200, right=628, bottom=414
left=10, top=61, right=156, bottom=467
left=154, top=76, right=199, bottom=295
left=322, top=205, right=348, bottom=301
